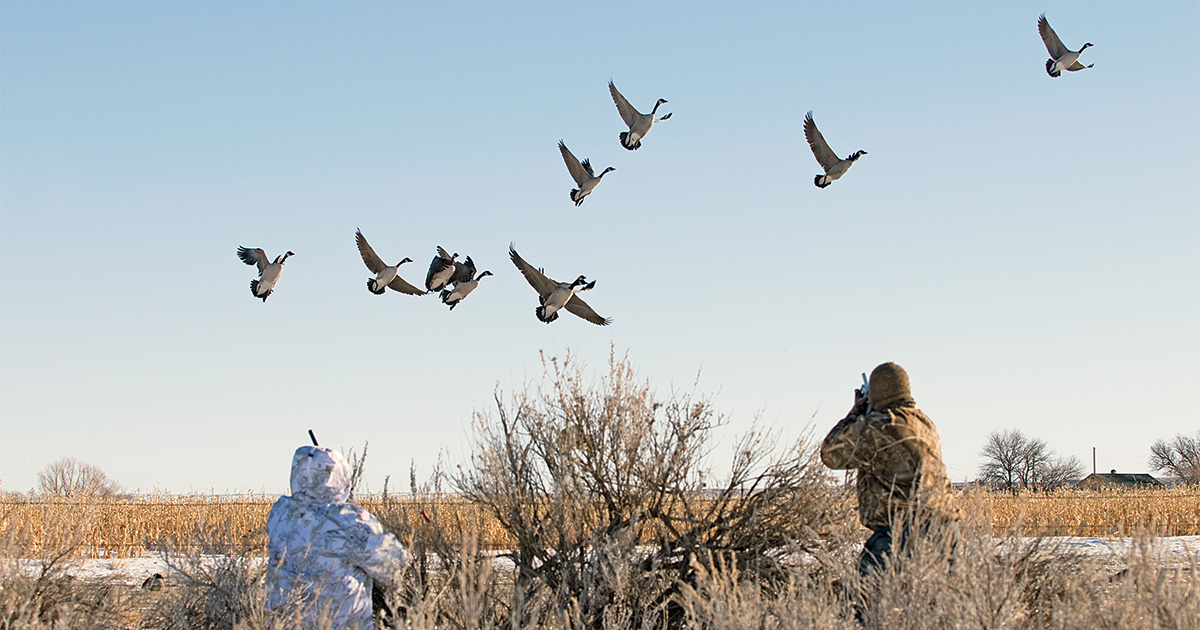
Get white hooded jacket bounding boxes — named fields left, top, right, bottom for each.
left=265, top=446, right=408, bottom=629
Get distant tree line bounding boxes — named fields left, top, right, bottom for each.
left=975, top=429, right=1200, bottom=491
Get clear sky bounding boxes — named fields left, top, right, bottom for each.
left=2, top=2, right=1197, bottom=495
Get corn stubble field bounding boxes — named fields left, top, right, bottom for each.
left=4, top=487, right=1200, bottom=559
left=3, top=356, right=1198, bottom=629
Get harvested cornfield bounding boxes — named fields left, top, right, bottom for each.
left=975, top=486, right=1200, bottom=536
left=0, top=493, right=506, bottom=558
left=3, top=486, right=1198, bottom=558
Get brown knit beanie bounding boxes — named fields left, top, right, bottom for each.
left=868, top=362, right=914, bottom=409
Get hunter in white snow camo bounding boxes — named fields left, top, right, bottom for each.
left=265, top=446, right=408, bottom=629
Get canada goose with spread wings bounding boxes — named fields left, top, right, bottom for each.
left=559, top=141, right=614, bottom=206
left=508, top=244, right=611, bottom=326
left=609, top=80, right=671, bottom=151
left=237, top=246, right=293, bottom=302
left=804, top=111, right=866, bottom=188
left=1038, top=14, right=1093, bottom=78
left=355, top=229, right=424, bottom=296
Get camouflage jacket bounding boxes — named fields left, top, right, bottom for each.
left=821, top=402, right=957, bottom=530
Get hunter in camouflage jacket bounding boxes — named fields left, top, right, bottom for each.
left=821, top=363, right=957, bottom=531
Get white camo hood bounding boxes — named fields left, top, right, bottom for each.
left=289, top=445, right=352, bottom=503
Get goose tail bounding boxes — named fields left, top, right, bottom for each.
left=570, top=188, right=584, bottom=206
left=1046, top=59, right=1060, bottom=77
left=619, top=132, right=640, bottom=150
left=368, top=279, right=386, bottom=295
left=250, top=279, right=270, bottom=301
left=814, top=175, right=831, bottom=188
left=535, top=306, right=558, bottom=323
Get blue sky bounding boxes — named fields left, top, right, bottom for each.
left=2, top=1, right=1197, bottom=494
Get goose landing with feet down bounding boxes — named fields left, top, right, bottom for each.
left=355, top=229, right=424, bottom=296
left=559, top=141, right=614, bottom=206
left=509, top=244, right=611, bottom=326
left=237, top=247, right=294, bottom=302
left=1038, top=14, right=1093, bottom=78
left=804, top=111, right=866, bottom=188
left=609, top=80, right=671, bottom=151
left=440, top=270, right=492, bottom=310
left=425, top=246, right=459, bottom=292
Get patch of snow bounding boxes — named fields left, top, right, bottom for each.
left=13, top=536, right=1198, bottom=584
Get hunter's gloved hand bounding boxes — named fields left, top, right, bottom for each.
left=849, top=388, right=869, bottom=418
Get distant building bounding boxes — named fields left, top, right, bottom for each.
left=1074, top=469, right=1164, bottom=490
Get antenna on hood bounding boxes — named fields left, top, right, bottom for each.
left=308, top=429, right=319, bottom=446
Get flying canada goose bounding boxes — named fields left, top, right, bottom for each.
left=1038, top=14, right=1093, bottom=78
left=509, top=244, right=611, bottom=326
left=425, top=246, right=459, bottom=292
left=236, top=247, right=294, bottom=302
left=609, top=80, right=672, bottom=151
left=440, top=269, right=493, bottom=310
left=354, top=229, right=424, bottom=296
left=559, top=140, right=614, bottom=206
left=804, top=111, right=866, bottom=188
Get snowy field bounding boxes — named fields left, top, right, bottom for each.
left=18, top=536, right=1200, bottom=587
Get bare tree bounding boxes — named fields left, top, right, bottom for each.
left=1149, top=432, right=1200, bottom=485
left=978, top=429, right=1081, bottom=491
left=36, top=457, right=122, bottom=498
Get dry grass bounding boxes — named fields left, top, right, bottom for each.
left=2, top=486, right=1198, bottom=559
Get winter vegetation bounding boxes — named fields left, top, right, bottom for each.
left=2, top=355, right=1198, bottom=628
left=1150, top=432, right=1200, bottom=486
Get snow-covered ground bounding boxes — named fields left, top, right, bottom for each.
left=13, top=536, right=1198, bottom=586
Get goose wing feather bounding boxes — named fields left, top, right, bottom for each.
left=426, top=247, right=455, bottom=288
left=387, top=275, right=426, bottom=295
left=609, top=81, right=639, bottom=128
left=559, top=141, right=589, bottom=186
left=509, top=245, right=558, bottom=298
left=450, top=256, right=476, bottom=285
left=355, top=230, right=386, bottom=274
left=237, top=247, right=269, bottom=273
left=1038, top=14, right=1069, bottom=59
left=803, top=112, right=839, bottom=171
left=564, top=294, right=611, bottom=326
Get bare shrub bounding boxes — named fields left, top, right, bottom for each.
left=35, top=457, right=122, bottom=498
left=455, top=350, right=855, bottom=629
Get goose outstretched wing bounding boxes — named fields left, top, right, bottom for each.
left=564, top=295, right=611, bottom=326
left=609, top=81, right=639, bottom=128
left=355, top=229, right=386, bottom=274
left=803, top=112, right=839, bottom=171
left=387, top=275, right=426, bottom=296
left=509, top=244, right=558, bottom=298
left=1038, top=14, right=1069, bottom=59
left=559, top=141, right=589, bottom=186
left=237, top=247, right=269, bottom=274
